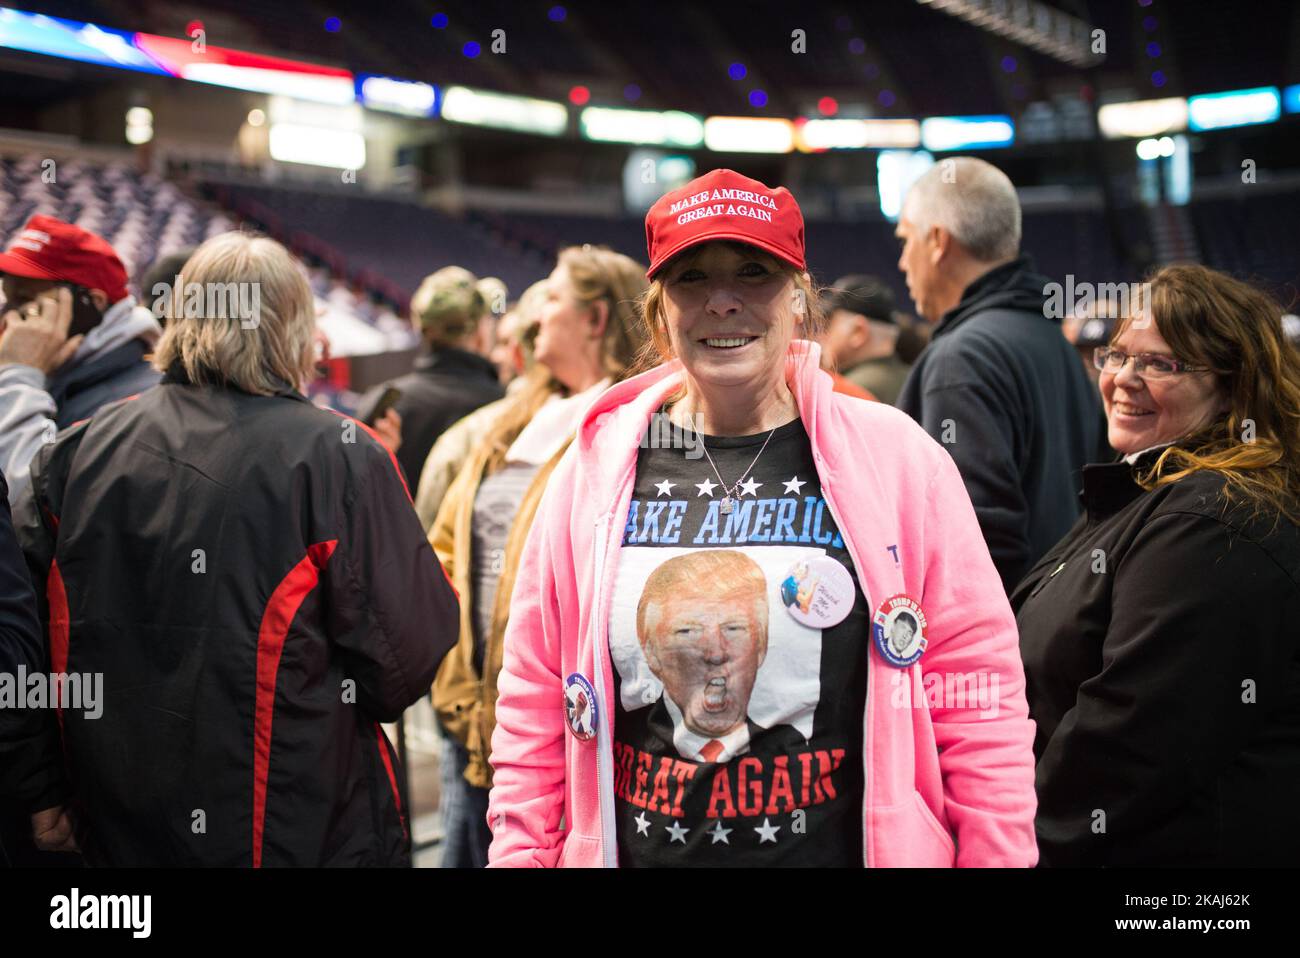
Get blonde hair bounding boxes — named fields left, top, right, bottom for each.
left=634, top=241, right=823, bottom=387
left=481, top=245, right=649, bottom=473
left=152, top=232, right=316, bottom=395
left=636, top=550, right=769, bottom=657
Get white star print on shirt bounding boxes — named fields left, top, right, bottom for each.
left=655, top=479, right=675, bottom=497
left=782, top=476, right=806, bottom=494
left=695, top=478, right=717, bottom=497
left=738, top=476, right=761, bottom=497
left=708, top=820, right=732, bottom=845
left=666, top=820, right=690, bottom=844
left=634, top=812, right=651, bottom=836
left=754, top=818, right=780, bottom=843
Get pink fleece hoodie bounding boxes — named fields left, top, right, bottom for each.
left=486, top=341, right=1038, bottom=867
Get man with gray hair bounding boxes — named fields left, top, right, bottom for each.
left=895, top=157, right=1100, bottom=592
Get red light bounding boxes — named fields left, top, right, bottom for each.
left=569, top=85, right=590, bottom=106
left=818, top=96, right=838, bottom=116
left=185, top=19, right=205, bottom=38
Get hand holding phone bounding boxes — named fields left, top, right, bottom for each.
left=0, top=286, right=83, bottom=374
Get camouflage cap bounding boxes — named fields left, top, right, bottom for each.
left=411, top=266, right=486, bottom=341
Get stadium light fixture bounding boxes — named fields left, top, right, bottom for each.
left=441, top=86, right=568, bottom=136
left=920, top=115, right=1014, bottom=151
left=268, top=124, right=365, bottom=169
left=1097, top=97, right=1188, bottom=139
left=703, top=116, right=795, bottom=153
left=1187, top=87, right=1281, bottom=131
left=125, top=106, right=153, bottom=145
left=580, top=107, right=705, bottom=148
left=877, top=149, right=935, bottom=221
left=914, top=0, right=1100, bottom=68
left=795, top=118, right=921, bottom=151
left=356, top=74, right=438, bottom=118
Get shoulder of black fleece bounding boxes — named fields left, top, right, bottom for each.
left=1147, top=469, right=1300, bottom=588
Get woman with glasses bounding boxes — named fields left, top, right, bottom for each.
left=1011, top=264, right=1300, bottom=866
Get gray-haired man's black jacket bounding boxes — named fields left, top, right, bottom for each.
left=897, top=256, right=1102, bottom=591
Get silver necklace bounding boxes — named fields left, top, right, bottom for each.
left=699, top=426, right=777, bottom=514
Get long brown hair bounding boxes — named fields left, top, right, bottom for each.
left=1116, top=264, right=1300, bottom=525
left=481, top=245, right=649, bottom=473
left=634, top=241, right=824, bottom=384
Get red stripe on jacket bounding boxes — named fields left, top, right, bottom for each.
left=251, top=539, right=338, bottom=868
left=324, top=409, right=411, bottom=500
left=375, top=724, right=408, bottom=839
left=42, top=510, right=69, bottom=725
left=323, top=408, right=458, bottom=599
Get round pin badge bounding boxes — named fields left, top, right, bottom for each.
left=780, top=554, right=856, bottom=629
left=563, top=673, right=598, bottom=742
left=872, top=594, right=929, bottom=667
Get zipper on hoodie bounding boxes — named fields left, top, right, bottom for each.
left=811, top=449, right=876, bottom=868
left=587, top=511, right=619, bottom=868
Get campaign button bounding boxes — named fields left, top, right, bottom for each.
left=780, top=554, right=855, bottom=629
left=872, top=593, right=928, bottom=667
left=564, top=673, right=598, bottom=742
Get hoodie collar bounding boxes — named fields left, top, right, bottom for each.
left=575, top=339, right=832, bottom=505
left=73, top=296, right=163, bottom=366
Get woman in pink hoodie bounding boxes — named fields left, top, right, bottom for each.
left=486, top=169, right=1037, bottom=867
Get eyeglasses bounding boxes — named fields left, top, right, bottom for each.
left=1093, top=347, right=1208, bottom=381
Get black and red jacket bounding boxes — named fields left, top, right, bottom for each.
left=6, top=365, right=459, bottom=866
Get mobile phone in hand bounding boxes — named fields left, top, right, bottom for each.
left=365, top=386, right=402, bottom=426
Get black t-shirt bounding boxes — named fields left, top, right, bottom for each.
left=609, top=414, right=870, bottom=866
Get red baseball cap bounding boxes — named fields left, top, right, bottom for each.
left=644, top=168, right=805, bottom=279
left=0, top=215, right=129, bottom=303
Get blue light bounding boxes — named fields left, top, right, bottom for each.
left=749, top=89, right=768, bottom=108
left=1284, top=85, right=1300, bottom=114
left=1146, top=42, right=1161, bottom=58
left=1152, top=70, right=1167, bottom=88
left=623, top=83, right=641, bottom=102
left=1188, top=87, right=1281, bottom=131
left=431, top=13, right=448, bottom=28
left=548, top=6, right=567, bottom=21
left=463, top=41, right=481, bottom=58
left=728, top=62, right=746, bottom=80
left=324, top=17, right=340, bottom=33
left=1001, top=55, right=1017, bottom=73
left=0, top=8, right=166, bottom=74
left=920, top=115, right=1016, bottom=151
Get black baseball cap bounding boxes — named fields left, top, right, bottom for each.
left=826, top=275, right=896, bottom=324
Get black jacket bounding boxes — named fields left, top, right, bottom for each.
left=897, top=257, right=1101, bottom=591
left=1011, top=452, right=1300, bottom=866
left=0, top=471, right=40, bottom=678
left=356, top=347, right=504, bottom=488
left=6, top=366, right=459, bottom=866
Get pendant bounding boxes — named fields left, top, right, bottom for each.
left=720, top=496, right=734, bottom=514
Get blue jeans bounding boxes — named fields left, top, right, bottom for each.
left=439, top=730, right=492, bottom=868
